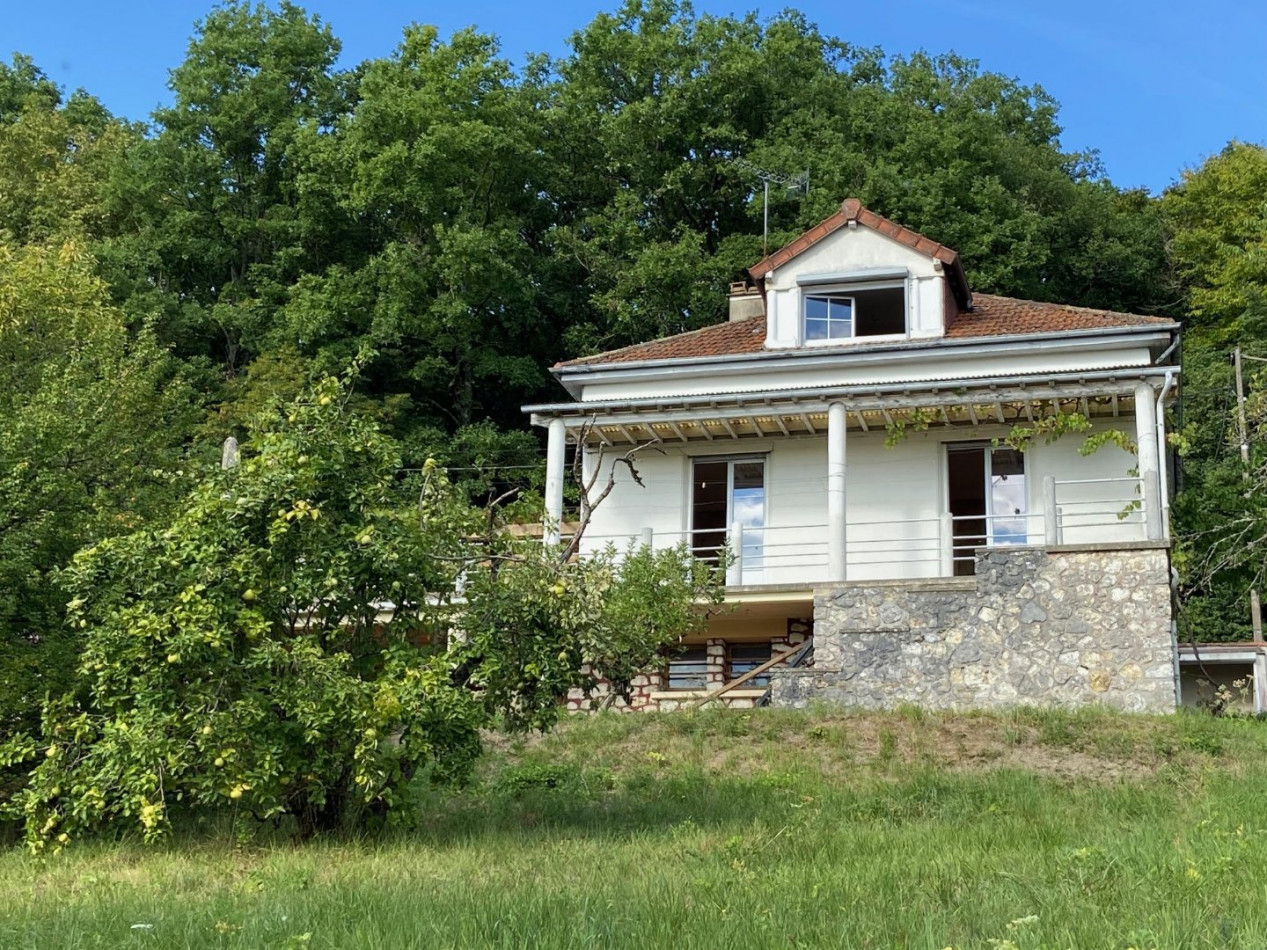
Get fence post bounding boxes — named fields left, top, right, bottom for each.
left=726, top=521, right=744, bottom=587
left=1043, top=476, right=1059, bottom=547
left=939, top=511, right=954, bottom=577
left=640, top=526, right=653, bottom=550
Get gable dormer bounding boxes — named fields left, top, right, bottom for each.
left=749, top=199, right=971, bottom=350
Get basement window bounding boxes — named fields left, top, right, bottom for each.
left=803, top=285, right=906, bottom=343
left=666, top=646, right=708, bottom=690
left=728, top=642, right=772, bottom=686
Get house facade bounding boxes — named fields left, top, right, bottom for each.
left=524, top=199, right=1181, bottom=713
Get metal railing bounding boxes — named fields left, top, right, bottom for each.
left=574, top=474, right=1150, bottom=586
left=1045, top=475, right=1146, bottom=546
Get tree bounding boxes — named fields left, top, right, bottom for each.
left=279, top=24, right=561, bottom=437
left=0, top=92, right=136, bottom=245
left=3, top=372, right=723, bottom=848
left=0, top=240, right=191, bottom=768
left=103, top=1, right=352, bottom=373
left=542, top=1, right=1173, bottom=358
left=1162, top=143, right=1267, bottom=641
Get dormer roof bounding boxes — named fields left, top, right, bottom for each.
left=748, top=198, right=972, bottom=308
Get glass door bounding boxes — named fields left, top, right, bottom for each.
left=691, top=457, right=766, bottom=576
left=947, top=445, right=1026, bottom=575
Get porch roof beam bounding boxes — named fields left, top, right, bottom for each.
left=527, top=367, right=1178, bottom=422
left=529, top=374, right=1160, bottom=430
left=533, top=378, right=1165, bottom=434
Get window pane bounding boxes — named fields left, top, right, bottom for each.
left=668, top=646, right=708, bottom=690
left=989, top=449, right=1026, bottom=546
left=806, top=295, right=853, bottom=342
left=826, top=297, right=853, bottom=322
left=732, top=461, right=764, bottom=566
left=729, top=642, right=772, bottom=686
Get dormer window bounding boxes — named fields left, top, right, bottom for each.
left=803, top=284, right=907, bottom=344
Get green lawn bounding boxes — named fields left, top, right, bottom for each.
left=3, top=706, right=1267, bottom=949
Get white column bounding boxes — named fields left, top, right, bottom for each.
left=827, top=402, right=847, bottom=582
left=1134, top=382, right=1162, bottom=541
left=544, top=417, right=567, bottom=547
left=726, top=521, right=744, bottom=587
left=1042, top=475, right=1059, bottom=547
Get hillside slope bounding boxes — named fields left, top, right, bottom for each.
left=4, top=707, right=1267, bottom=949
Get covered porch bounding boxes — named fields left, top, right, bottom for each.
left=529, top=369, right=1175, bottom=589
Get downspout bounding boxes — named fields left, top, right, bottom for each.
left=1155, top=371, right=1176, bottom=539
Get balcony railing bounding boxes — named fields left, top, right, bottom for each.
left=573, top=475, right=1150, bottom=587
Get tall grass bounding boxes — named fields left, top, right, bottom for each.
left=3, top=707, right=1267, bottom=948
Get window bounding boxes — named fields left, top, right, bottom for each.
left=690, top=457, right=765, bottom=568
left=947, top=444, right=1028, bottom=575
left=803, top=285, right=906, bottom=343
left=728, top=642, right=772, bottom=686
left=667, top=646, right=708, bottom=690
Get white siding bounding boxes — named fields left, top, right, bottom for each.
left=577, top=418, right=1145, bottom=587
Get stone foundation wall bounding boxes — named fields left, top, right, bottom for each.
left=770, top=543, right=1176, bottom=713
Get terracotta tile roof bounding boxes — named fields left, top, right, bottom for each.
left=555, top=294, right=1174, bottom=369
left=947, top=293, right=1175, bottom=338
left=557, top=317, right=767, bottom=367
left=749, top=198, right=971, bottom=306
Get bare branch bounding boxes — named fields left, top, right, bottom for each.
left=560, top=424, right=663, bottom=564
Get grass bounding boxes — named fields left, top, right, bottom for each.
left=4, top=706, right=1267, bottom=948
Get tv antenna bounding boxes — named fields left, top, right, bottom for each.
left=734, top=160, right=809, bottom=257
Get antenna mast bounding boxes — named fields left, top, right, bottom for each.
left=733, top=161, right=809, bottom=257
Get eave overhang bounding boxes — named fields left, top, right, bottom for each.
left=549, top=323, right=1179, bottom=400
left=525, top=365, right=1181, bottom=445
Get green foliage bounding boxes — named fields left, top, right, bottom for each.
left=102, top=1, right=352, bottom=372
left=1163, top=145, right=1267, bottom=640
left=1165, top=142, right=1267, bottom=342
left=2, top=372, right=723, bottom=847
left=0, top=90, right=134, bottom=244
left=0, top=240, right=191, bottom=778
left=882, top=408, right=934, bottom=448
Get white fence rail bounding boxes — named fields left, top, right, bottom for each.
left=576, top=473, right=1150, bottom=586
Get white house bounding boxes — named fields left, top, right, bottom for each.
left=524, top=199, right=1181, bottom=713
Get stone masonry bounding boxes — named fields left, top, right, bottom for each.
left=770, top=543, right=1177, bottom=713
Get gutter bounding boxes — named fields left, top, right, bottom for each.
left=524, top=365, right=1183, bottom=418
left=553, top=321, right=1180, bottom=380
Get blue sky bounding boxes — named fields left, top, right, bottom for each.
left=1, top=0, right=1262, bottom=193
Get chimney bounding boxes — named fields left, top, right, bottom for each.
left=728, top=281, right=764, bottom=323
